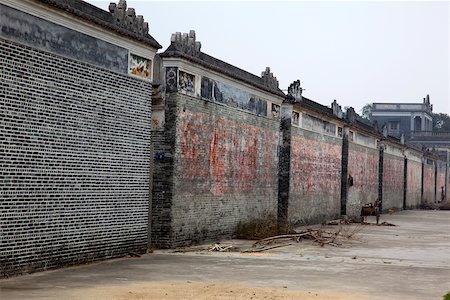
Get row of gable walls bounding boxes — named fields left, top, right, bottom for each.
left=289, top=107, right=344, bottom=225
left=153, top=58, right=284, bottom=247
left=382, top=141, right=405, bottom=211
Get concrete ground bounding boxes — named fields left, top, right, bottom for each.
left=1, top=210, right=449, bottom=300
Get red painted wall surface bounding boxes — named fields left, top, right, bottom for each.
left=169, top=94, right=280, bottom=246
left=289, top=129, right=342, bottom=224
left=382, top=154, right=404, bottom=210
left=447, top=169, right=450, bottom=202
left=423, top=164, right=435, bottom=203
left=406, top=160, right=422, bottom=208
left=176, top=110, right=278, bottom=196
left=436, top=162, right=446, bottom=202
left=347, top=143, right=379, bottom=217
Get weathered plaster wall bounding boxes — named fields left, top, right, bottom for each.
left=382, top=153, right=404, bottom=210
left=289, top=127, right=342, bottom=225
left=158, top=93, right=279, bottom=247
left=347, top=142, right=379, bottom=217
left=406, top=160, right=422, bottom=208
left=423, top=163, right=435, bottom=203
left=447, top=167, right=450, bottom=202
left=0, top=4, right=128, bottom=73
left=436, top=161, right=446, bottom=202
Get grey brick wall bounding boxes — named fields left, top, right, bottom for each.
left=151, top=97, right=178, bottom=248
left=289, top=126, right=342, bottom=225
left=152, top=92, right=279, bottom=248
left=0, top=38, right=152, bottom=277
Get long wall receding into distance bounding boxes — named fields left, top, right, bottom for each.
left=2, top=0, right=450, bottom=278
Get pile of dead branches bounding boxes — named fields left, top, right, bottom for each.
left=242, top=225, right=363, bottom=253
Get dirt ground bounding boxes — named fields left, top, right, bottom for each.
left=1, top=210, right=449, bottom=300
left=68, top=281, right=368, bottom=300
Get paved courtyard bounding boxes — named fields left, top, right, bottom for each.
left=1, top=210, right=449, bottom=299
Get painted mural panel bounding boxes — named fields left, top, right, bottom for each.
left=175, top=110, right=278, bottom=196
left=347, top=142, right=379, bottom=217
left=423, top=164, right=435, bottom=203
left=129, top=53, right=151, bottom=79
left=200, top=76, right=267, bottom=116
left=406, top=160, right=422, bottom=208
left=289, top=128, right=342, bottom=224
left=382, top=154, right=404, bottom=210
left=178, top=70, right=195, bottom=93
left=0, top=4, right=128, bottom=73
left=302, top=113, right=336, bottom=136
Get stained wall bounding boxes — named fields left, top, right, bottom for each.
left=289, top=114, right=342, bottom=224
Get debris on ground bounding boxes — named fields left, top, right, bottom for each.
left=208, top=244, right=234, bottom=252
left=241, top=243, right=292, bottom=253
left=439, top=201, right=450, bottom=210
left=173, top=243, right=238, bottom=253
left=360, top=221, right=397, bottom=226
left=379, top=221, right=396, bottom=226
left=388, top=207, right=396, bottom=215
left=420, top=201, right=441, bottom=210
left=251, top=225, right=363, bottom=249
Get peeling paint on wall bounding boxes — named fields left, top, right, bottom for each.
left=436, top=161, right=446, bottom=202
left=176, top=110, right=278, bottom=196
left=406, top=160, right=422, bottom=208
left=383, top=154, right=404, bottom=210
left=200, top=76, right=267, bottom=116
left=347, top=143, right=379, bottom=216
left=289, top=129, right=342, bottom=224
left=423, top=164, right=435, bottom=203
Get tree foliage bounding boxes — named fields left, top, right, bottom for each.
left=360, top=103, right=373, bottom=120
left=432, top=113, right=450, bottom=132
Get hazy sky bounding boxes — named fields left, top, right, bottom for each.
left=88, top=0, right=449, bottom=115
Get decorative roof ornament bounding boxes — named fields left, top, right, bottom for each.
left=261, top=67, right=279, bottom=90
left=109, top=0, right=149, bottom=37
left=331, top=99, right=343, bottom=118
left=170, top=30, right=202, bottom=58
left=287, top=80, right=302, bottom=102
left=346, top=107, right=357, bottom=124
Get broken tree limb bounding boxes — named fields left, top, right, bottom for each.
left=253, top=232, right=311, bottom=246
left=241, top=243, right=292, bottom=253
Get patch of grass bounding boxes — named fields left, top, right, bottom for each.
left=235, top=214, right=279, bottom=240
left=443, top=291, right=450, bottom=300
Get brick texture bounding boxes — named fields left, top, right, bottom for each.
left=436, top=161, right=446, bottom=202
left=152, top=93, right=279, bottom=247
left=346, top=143, right=379, bottom=217
left=0, top=38, right=152, bottom=277
left=423, top=163, right=435, bottom=203
left=289, top=128, right=342, bottom=224
left=406, top=160, right=422, bottom=208
left=382, top=154, right=404, bottom=210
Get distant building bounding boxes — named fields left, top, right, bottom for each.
left=371, top=95, right=433, bottom=138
